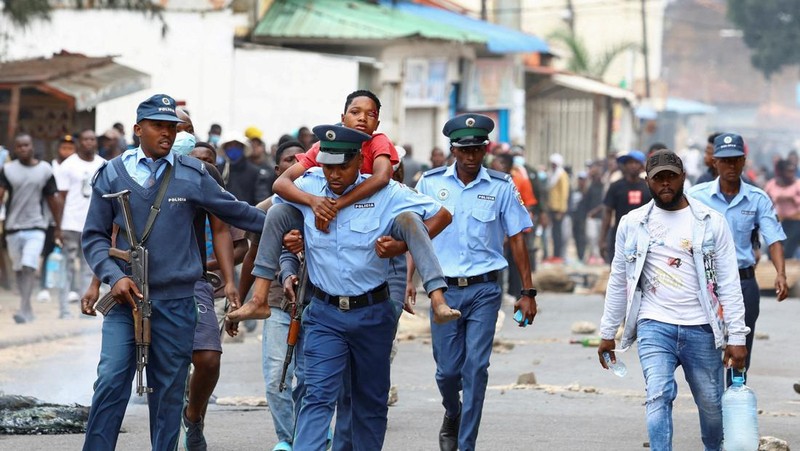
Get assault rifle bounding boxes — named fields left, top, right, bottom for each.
left=95, top=190, right=153, bottom=396
left=279, top=253, right=308, bottom=392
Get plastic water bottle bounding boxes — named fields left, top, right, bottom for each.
left=722, top=372, right=759, bottom=451
left=602, top=352, right=627, bottom=377
left=45, top=246, right=65, bottom=289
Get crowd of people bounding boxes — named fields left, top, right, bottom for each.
left=0, top=88, right=798, bottom=451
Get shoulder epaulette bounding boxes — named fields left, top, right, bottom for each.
left=176, top=154, right=205, bottom=174
left=422, top=166, right=447, bottom=177
left=486, top=168, right=512, bottom=182
left=90, top=160, right=110, bottom=186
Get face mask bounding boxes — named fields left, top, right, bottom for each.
left=513, top=156, right=525, bottom=167
left=171, top=131, right=196, bottom=156
left=225, top=145, right=244, bottom=162
left=208, top=134, right=221, bottom=145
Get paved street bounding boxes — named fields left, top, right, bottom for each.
left=1, top=289, right=798, bottom=450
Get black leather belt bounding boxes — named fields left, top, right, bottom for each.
left=312, top=282, right=389, bottom=311
left=739, top=266, right=755, bottom=280
left=445, top=271, right=499, bottom=288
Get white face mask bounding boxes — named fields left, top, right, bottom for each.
left=172, top=131, right=197, bottom=156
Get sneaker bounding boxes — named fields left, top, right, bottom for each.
left=36, top=289, right=51, bottom=303
left=272, top=441, right=292, bottom=451
left=68, top=291, right=81, bottom=303
left=183, top=410, right=207, bottom=451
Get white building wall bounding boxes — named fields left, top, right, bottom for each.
left=1, top=9, right=359, bottom=145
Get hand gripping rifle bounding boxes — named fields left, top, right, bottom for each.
left=95, top=189, right=153, bottom=396
left=279, top=253, right=308, bottom=392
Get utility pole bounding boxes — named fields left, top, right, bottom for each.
left=481, top=0, right=487, bottom=20
left=565, top=0, right=575, bottom=33
left=640, top=0, right=651, bottom=97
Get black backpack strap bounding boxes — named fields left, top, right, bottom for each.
left=140, top=163, right=174, bottom=245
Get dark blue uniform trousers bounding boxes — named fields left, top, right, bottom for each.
left=83, top=297, right=196, bottom=451
left=431, top=281, right=502, bottom=451
left=728, top=277, right=760, bottom=386
left=294, top=297, right=396, bottom=451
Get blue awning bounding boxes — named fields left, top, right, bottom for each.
left=381, top=1, right=550, bottom=54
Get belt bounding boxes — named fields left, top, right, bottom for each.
left=445, top=271, right=499, bottom=288
left=312, top=282, right=389, bottom=311
left=739, top=266, right=755, bottom=280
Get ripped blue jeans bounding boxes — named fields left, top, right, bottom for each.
left=636, top=319, right=724, bottom=451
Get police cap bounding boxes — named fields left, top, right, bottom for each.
left=313, top=124, right=371, bottom=165
left=442, top=113, right=494, bottom=148
left=136, top=94, right=183, bottom=124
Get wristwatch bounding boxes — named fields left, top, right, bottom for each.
left=520, top=288, right=537, bottom=298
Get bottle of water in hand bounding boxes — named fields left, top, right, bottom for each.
left=602, top=352, right=627, bottom=377
left=722, top=371, right=759, bottom=451
left=45, top=246, right=65, bottom=289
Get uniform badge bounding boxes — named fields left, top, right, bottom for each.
left=513, top=187, right=524, bottom=206
left=437, top=188, right=449, bottom=201
left=465, top=117, right=475, bottom=127
left=723, top=136, right=732, bottom=144
left=326, top=130, right=336, bottom=140
left=161, top=97, right=171, bottom=105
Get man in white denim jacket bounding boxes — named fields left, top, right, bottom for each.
left=598, top=150, right=749, bottom=451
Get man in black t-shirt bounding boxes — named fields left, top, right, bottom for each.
left=600, top=150, right=651, bottom=263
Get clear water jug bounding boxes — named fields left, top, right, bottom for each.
left=722, top=370, right=759, bottom=451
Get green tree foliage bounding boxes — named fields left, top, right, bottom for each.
left=1, top=0, right=51, bottom=28
left=728, top=0, right=800, bottom=78
left=547, top=28, right=639, bottom=79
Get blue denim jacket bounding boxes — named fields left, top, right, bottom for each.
left=600, top=196, right=749, bottom=350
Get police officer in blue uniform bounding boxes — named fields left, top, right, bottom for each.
left=246, top=124, right=456, bottom=450
left=416, top=113, right=538, bottom=451
left=81, top=94, right=266, bottom=450
left=687, top=132, right=788, bottom=385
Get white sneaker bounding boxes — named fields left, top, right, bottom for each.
left=36, top=289, right=51, bottom=303
left=68, top=291, right=80, bottom=303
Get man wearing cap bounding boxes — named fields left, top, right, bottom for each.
left=688, top=133, right=788, bottom=386
left=416, top=113, right=537, bottom=451
left=216, top=136, right=271, bottom=206
left=234, top=124, right=456, bottom=450
left=600, top=150, right=651, bottom=263
left=598, top=149, right=748, bottom=451
left=80, top=94, right=266, bottom=451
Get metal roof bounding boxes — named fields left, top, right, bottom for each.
left=381, top=1, right=550, bottom=54
left=550, top=73, right=636, bottom=103
left=0, top=53, right=150, bottom=110
left=253, top=0, right=485, bottom=44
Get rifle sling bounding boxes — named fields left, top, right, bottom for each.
left=118, top=163, right=174, bottom=247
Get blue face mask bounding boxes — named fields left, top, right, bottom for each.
left=208, top=134, right=221, bottom=145
left=226, top=145, right=244, bottom=162
left=513, top=156, right=525, bottom=167
left=171, top=131, right=196, bottom=156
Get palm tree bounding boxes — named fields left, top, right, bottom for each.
left=547, top=28, right=640, bottom=80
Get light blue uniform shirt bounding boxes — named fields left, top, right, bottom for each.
left=687, top=178, right=785, bottom=268
left=274, top=168, right=442, bottom=296
left=416, top=164, right=532, bottom=278
left=121, top=147, right=175, bottom=187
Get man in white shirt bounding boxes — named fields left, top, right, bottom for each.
left=54, top=129, right=105, bottom=318
left=598, top=150, right=748, bottom=451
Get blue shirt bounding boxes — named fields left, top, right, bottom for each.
left=121, top=147, right=174, bottom=186
left=273, top=168, right=442, bottom=296
left=416, top=164, right=533, bottom=277
left=687, top=179, right=785, bottom=268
